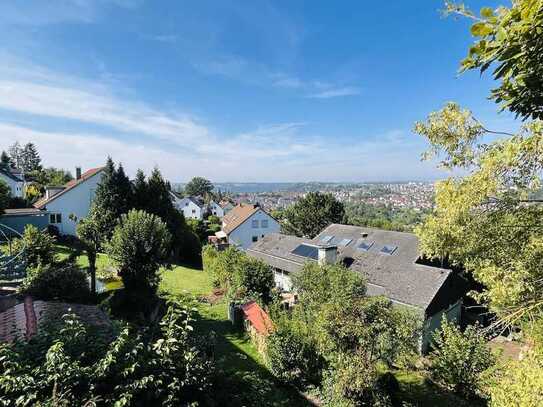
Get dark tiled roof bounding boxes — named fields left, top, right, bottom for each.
left=248, top=224, right=454, bottom=312
left=34, top=167, right=104, bottom=209
left=0, top=168, right=24, bottom=182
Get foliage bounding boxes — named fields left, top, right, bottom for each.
left=107, top=210, right=171, bottom=300
left=132, top=168, right=148, bottom=210
left=29, top=167, right=73, bottom=187
left=92, top=157, right=133, bottom=237
left=184, top=176, right=214, bottom=198
left=315, top=296, right=421, bottom=367
left=445, top=0, right=543, bottom=120
left=321, top=352, right=391, bottom=407
left=429, top=318, right=495, bottom=399
left=19, top=262, right=91, bottom=302
left=282, top=191, right=345, bottom=238
left=0, top=300, right=213, bottom=406
left=77, top=203, right=112, bottom=295
left=485, top=351, right=543, bottom=407
left=202, top=245, right=274, bottom=303
left=345, top=201, right=429, bottom=232
left=291, top=262, right=366, bottom=320
left=0, top=179, right=9, bottom=215
left=9, top=224, right=56, bottom=268
left=0, top=150, right=11, bottom=169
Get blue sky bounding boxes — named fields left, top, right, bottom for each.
left=0, top=0, right=519, bottom=182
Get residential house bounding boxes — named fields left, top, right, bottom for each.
left=220, top=203, right=280, bottom=250
left=219, top=200, right=234, bottom=215
left=246, top=224, right=469, bottom=352
left=0, top=168, right=25, bottom=198
left=170, top=193, right=206, bottom=220
left=208, top=200, right=225, bottom=218
left=33, top=167, right=104, bottom=236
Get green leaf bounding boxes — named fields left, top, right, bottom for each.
left=471, top=22, right=493, bottom=36
left=480, top=7, right=494, bottom=18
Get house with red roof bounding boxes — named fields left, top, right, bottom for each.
left=33, top=167, right=105, bottom=236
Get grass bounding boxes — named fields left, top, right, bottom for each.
left=161, top=264, right=313, bottom=406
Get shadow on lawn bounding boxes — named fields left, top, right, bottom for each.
left=194, top=311, right=316, bottom=407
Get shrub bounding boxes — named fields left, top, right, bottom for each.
left=20, top=263, right=90, bottom=302
left=0, top=300, right=213, bottom=405
left=265, top=322, right=323, bottom=386
left=429, top=318, right=495, bottom=399
left=9, top=224, right=56, bottom=267
left=107, top=210, right=171, bottom=299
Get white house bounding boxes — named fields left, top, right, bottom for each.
left=0, top=168, right=25, bottom=198
left=221, top=204, right=280, bottom=250
left=33, top=167, right=104, bottom=236
left=208, top=200, right=224, bottom=218
left=219, top=200, right=234, bottom=215
left=170, top=192, right=206, bottom=220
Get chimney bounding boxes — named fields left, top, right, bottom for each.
left=318, top=245, right=337, bottom=266
left=75, top=167, right=82, bottom=180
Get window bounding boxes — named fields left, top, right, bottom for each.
left=49, top=213, right=62, bottom=224
left=380, top=245, right=398, bottom=255
left=261, top=219, right=269, bottom=228
left=320, top=235, right=334, bottom=244
left=261, top=234, right=265, bottom=238
left=252, top=219, right=259, bottom=228
left=192, top=209, right=196, bottom=214
left=357, top=241, right=374, bottom=252
left=252, top=236, right=258, bottom=242
left=185, top=202, right=189, bottom=206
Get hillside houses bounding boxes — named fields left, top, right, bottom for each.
left=0, top=168, right=25, bottom=198
left=218, top=203, right=280, bottom=250
left=247, top=224, right=469, bottom=352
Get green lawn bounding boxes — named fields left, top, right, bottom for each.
left=161, top=264, right=313, bottom=406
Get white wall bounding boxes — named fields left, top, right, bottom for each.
left=274, top=270, right=293, bottom=292
left=209, top=201, right=224, bottom=218
left=228, top=209, right=280, bottom=250
left=44, top=172, right=102, bottom=236
left=0, top=173, right=24, bottom=198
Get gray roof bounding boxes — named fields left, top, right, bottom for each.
left=0, top=168, right=23, bottom=182
left=248, top=224, right=454, bottom=312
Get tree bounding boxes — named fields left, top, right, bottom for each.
left=282, top=192, right=345, bottom=238
left=21, top=142, right=41, bottom=172
left=92, top=157, right=132, bottom=237
left=0, top=179, right=10, bottom=215
left=445, top=1, right=543, bottom=120
left=107, top=210, right=171, bottom=299
left=132, top=168, right=148, bottom=210
left=7, top=142, right=23, bottom=169
left=77, top=204, right=112, bottom=296
left=184, top=176, right=214, bottom=198
left=0, top=151, right=11, bottom=169
left=429, top=318, right=495, bottom=399
left=9, top=224, right=56, bottom=268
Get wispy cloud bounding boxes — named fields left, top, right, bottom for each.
left=0, top=57, right=439, bottom=182
left=307, top=86, right=361, bottom=99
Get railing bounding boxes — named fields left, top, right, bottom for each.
left=0, top=223, right=26, bottom=281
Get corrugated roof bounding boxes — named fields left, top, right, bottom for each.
left=222, top=204, right=260, bottom=235
left=247, top=224, right=455, bottom=312
left=240, top=301, right=273, bottom=335
left=33, top=167, right=104, bottom=209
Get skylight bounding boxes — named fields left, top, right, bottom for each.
left=338, top=238, right=352, bottom=247
left=320, top=235, right=334, bottom=244
left=291, top=244, right=318, bottom=260
left=380, top=245, right=397, bottom=255
left=357, top=241, right=374, bottom=251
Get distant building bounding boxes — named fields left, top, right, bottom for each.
left=247, top=224, right=469, bottom=353
left=0, top=168, right=25, bottom=198
left=208, top=200, right=225, bottom=218
left=170, top=193, right=206, bottom=220
left=33, top=167, right=104, bottom=236
left=219, top=200, right=234, bottom=214
left=220, top=203, right=280, bottom=250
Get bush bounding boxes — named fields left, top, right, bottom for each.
left=9, top=224, right=56, bottom=267
left=20, top=263, right=90, bottom=302
left=429, top=318, right=495, bottom=399
left=265, top=322, right=323, bottom=386
left=0, top=299, right=213, bottom=405
left=107, top=210, right=171, bottom=300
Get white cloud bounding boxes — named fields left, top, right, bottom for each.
left=307, top=86, right=361, bottom=99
